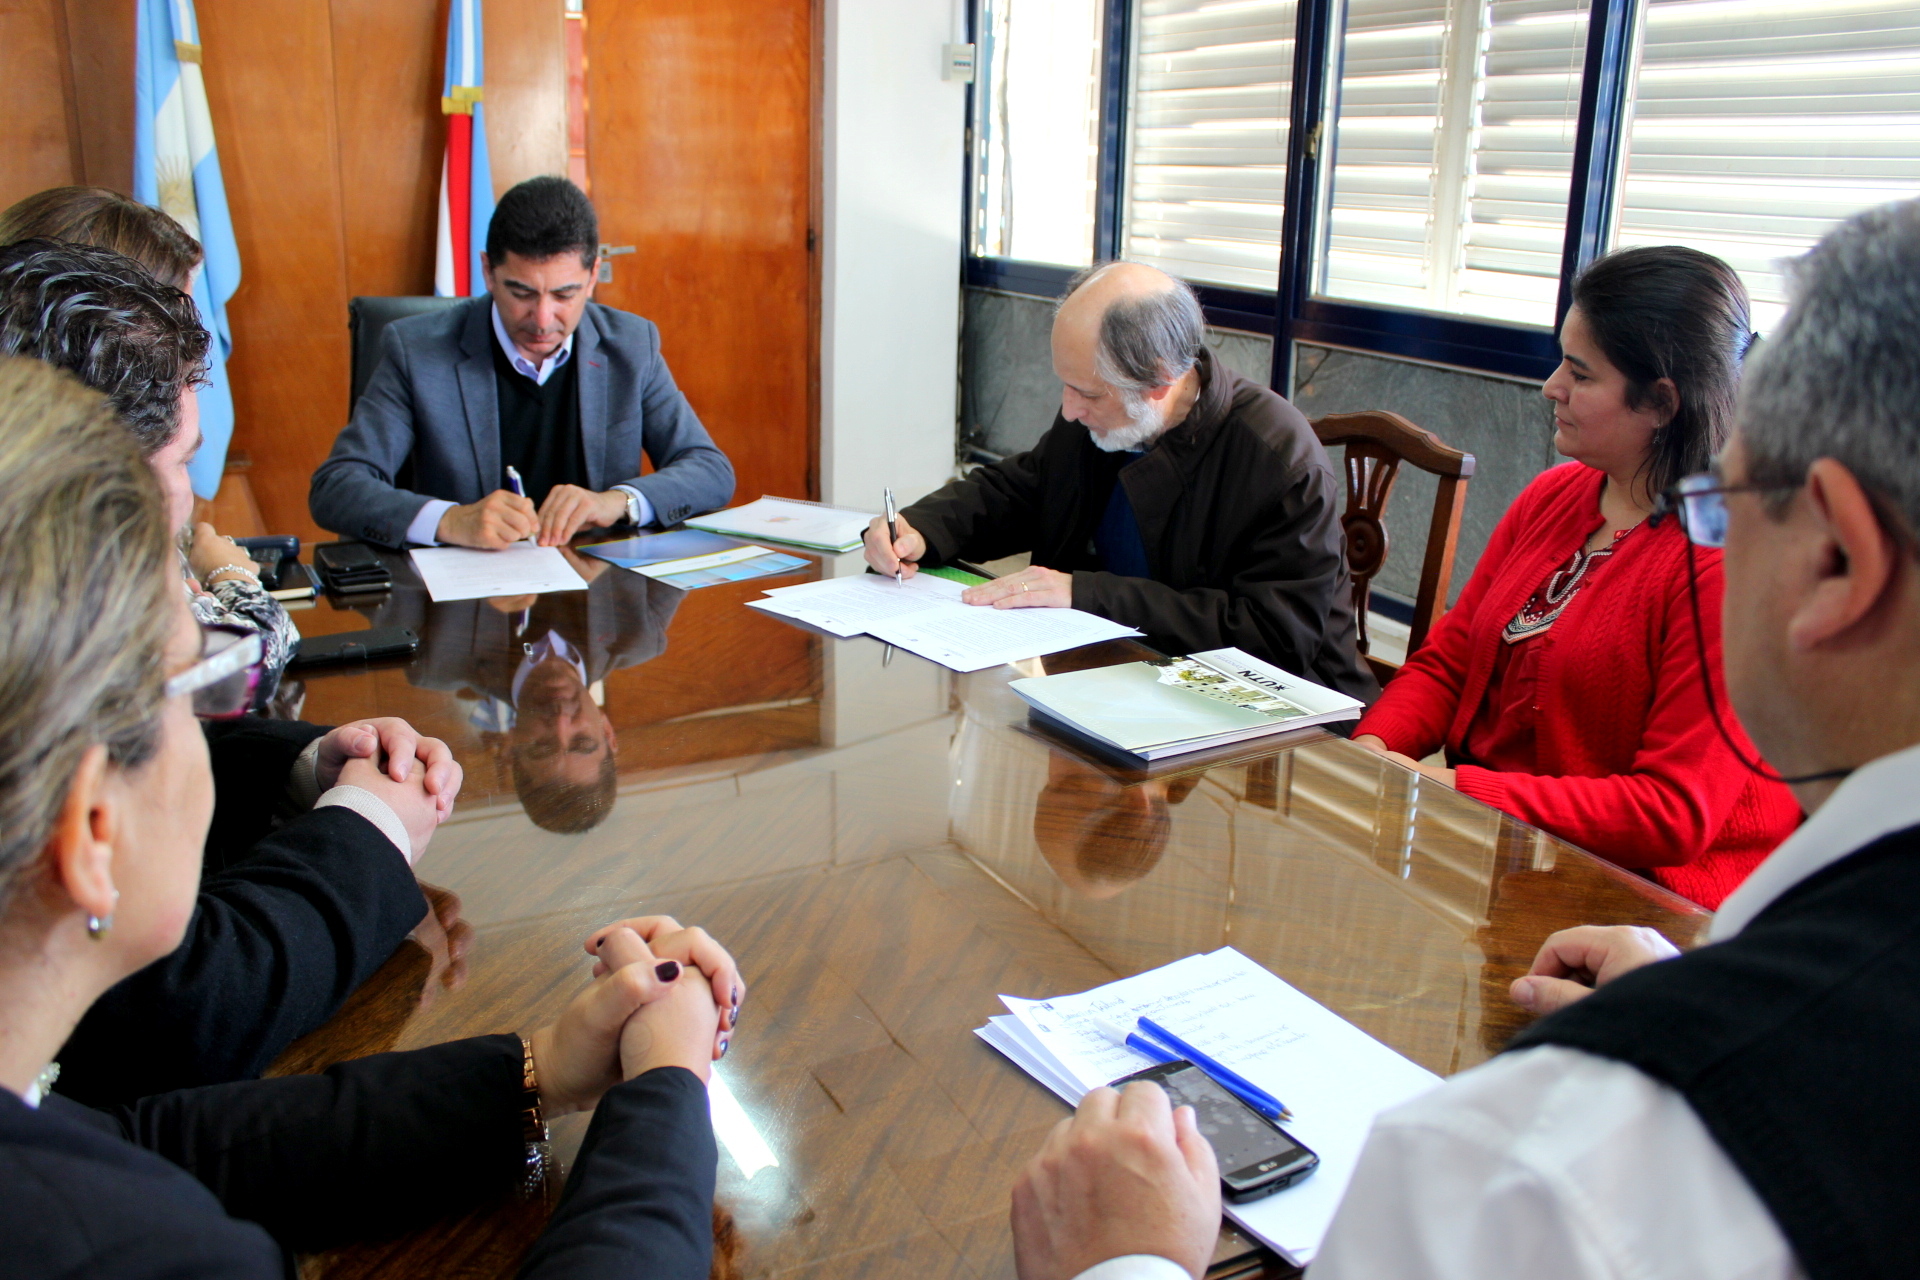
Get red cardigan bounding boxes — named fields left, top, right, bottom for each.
left=1355, top=462, right=1800, bottom=909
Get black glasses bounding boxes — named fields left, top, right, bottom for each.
left=164, top=624, right=265, bottom=719
left=1656, top=473, right=1801, bottom=548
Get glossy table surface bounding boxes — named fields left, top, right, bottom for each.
left=273, top=546, right=1710, bottom=1280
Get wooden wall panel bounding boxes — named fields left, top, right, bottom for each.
left=0, top=0, right=82, bottom=208
left=63, top=0, right=135, bottom=190
left=586, top=0, right=817, bottom=507
left=331, top=0, right=447, bottom=301
left=484, top=0, right=567, bottom=194
left=196, top=0, right=353, bottom=545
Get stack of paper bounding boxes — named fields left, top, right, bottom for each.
left=409, top=545, right=589, bottom=603
left=685, top=496, right=877, bottom=553
left=977, top=948, right=1440, bottom=1268
left=746, top=573, right=1142, bottom=672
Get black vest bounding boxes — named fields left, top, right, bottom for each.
left=1510, top=823, right=1920, bottom=1280
left=491, top=339, right=587, bottom=505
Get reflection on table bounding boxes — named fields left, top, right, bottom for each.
left=274, top=547, right=1708, bottom=1280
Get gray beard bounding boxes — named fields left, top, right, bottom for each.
left=1087, top=395, right=1165, bottom=452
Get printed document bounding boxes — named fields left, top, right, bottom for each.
left=408, top=545, right=589, bottom=603
left=747, top=572, right=967, bottom=636
left=975, top=948, right=1440, bottom=1267
left=864, top=600, right=1139, bottom=672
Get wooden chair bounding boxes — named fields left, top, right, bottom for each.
left=1311, top=411, right=1476, bottom=686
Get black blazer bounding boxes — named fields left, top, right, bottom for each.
left=1, top=1036, right=717, bottom=1280
left=54, top=717, right=428, bottom=1107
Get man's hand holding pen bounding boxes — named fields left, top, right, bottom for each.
left=864, top=512, right=926, bottom=581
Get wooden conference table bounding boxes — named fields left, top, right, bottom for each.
left=272, top=544, right=1709, bottom=1280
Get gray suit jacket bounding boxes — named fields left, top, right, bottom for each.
left=310, top=297, right=735, bottom=547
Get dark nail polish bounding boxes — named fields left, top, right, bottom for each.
left=656, top=960, right=681, bottom=982
left=731, top=985, right=742, bottom=1010
left=718, top=1037, right=730, bottom=1058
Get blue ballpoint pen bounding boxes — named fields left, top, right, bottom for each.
left=1093, top=1017, right=1292, bottom=1123
left=505, top=465, right=525, bottom=498
left=1136, top=1015, right=1292, bottom=1121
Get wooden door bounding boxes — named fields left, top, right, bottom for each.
left=584, top=0, right=817, bottom=508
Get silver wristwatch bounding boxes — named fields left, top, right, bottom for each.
left=622, top=488, right=642, bottom=526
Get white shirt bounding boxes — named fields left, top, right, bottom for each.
left=405, top=305, right=652, bottom=545
left=1079, top=742, right=1920, bottom=1280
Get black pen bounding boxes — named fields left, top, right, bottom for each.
left=884, top=487, right=902, bottom=586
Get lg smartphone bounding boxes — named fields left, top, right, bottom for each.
left=286, top=626, right=418, bottom=670
left=1112, top=1060, right=1319, bottom=1203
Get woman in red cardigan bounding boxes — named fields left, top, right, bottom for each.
left=1353, top=247, right=1800, bottom=908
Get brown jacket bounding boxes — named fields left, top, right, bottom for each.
left=906, top=350, right=1376, bottom=701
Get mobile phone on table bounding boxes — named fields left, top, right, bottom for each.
left=313, top=540, right=393, bottom=594
left=1111, top=1059, right=1319, bottom=1202
left=286, top=626, right=418, bottom=670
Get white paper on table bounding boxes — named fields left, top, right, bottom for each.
left=633, top=544, right=775, bottom=580
left=685, top=496, right=876, bottom=551
left=977, top=948, right=1442, bottom=1267
left=408, top=545, right=590, bottom=603
left=864, top=600, right=1140, bottom=672
left=746, top=572, right=966, bottom=637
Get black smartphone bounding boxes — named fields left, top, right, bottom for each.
left=1112, top=1060, right=1319, bottom=1203
left=286, top=626, right=418, bottom=670
left=313, top=541, right=393, bottom=593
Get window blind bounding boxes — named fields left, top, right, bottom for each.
left=1318, top=0, right=1588, bottom=325
left=1614, top=0, right=1920, bottom=330
left=1123, top=0, right=1297, bottom=289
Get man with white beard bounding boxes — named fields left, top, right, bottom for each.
left=865, top=262, right=1375, bottom=701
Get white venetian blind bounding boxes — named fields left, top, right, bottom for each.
left=1318, top=0, right=1588, bottom=325
left=1123, top=0, right=1297, bottom=289
left=1614, top=0, right=1920, bottom=331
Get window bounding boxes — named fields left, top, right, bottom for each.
left=964, top=0, right=1920, bottom=373
left=1124, top=0, right=1298, bottom=289
left=1316, top=0, right=1589, bottom=325
left=971, top=0, right=1107, bottom=266
left=1612, top=0, right=1920, bottom=331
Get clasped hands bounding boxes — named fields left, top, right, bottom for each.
left=315, top=717, right=463, bottom=863
left=439, top=485, right=630, bottom=550
left=527, top=915, right=745, bottom=1119
left=862, top=513, right=1072, bottom=608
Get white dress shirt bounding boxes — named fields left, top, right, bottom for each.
left=406, top=304, right=652, bottom=545
left=1077, top=742, right=1920, bottom=1280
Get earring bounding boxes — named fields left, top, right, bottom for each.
left=86, top=889, right=119, bottom=941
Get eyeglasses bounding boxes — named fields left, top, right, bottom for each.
left=1656, top=473, right=1801, bottom=548
left=164, top=624, right=264, bottom=719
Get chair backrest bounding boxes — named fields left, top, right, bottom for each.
left=347, top=296, right=465, bottom=413
left=1311, top=410, right=1475, bottom=682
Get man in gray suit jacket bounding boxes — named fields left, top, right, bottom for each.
left=310, top=177, right=734, bottom=550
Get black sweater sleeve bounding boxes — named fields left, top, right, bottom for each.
left=517, top=1067, right=719, bottom=1280
left=55, top=805, right=427, bottom=1106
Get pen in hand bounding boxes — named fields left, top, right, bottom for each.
left=884, top=487, right=902, bottom=586
left=506, top=465, right=525, bottom=499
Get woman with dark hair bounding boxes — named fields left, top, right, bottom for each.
left=0, top=355, right=740, bottom=1279
left=0, top=235, right=298, bottom=680
left=1352, top=246, right=1800, bottom=908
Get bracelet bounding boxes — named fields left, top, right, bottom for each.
left=202, top=563, right=260, bottom=584
left=517, top=1035, right=550, bottom=1197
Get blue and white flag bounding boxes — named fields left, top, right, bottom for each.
left=434, top=0, right=495, bottom=297
left=134, top=0, right=240, bottom=501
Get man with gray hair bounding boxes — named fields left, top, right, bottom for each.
left=1010, top=200, right=1920, bottom=1280
left=866, top=262, right=1374, bottom=700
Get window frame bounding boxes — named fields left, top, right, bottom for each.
left=961, top=0, right=1646, bottom=384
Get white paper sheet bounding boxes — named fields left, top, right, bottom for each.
left=685, top=496, right=877, bottom=552
left=408, top=545, right=589, bottom=602
left=975, top=948, right=1441, bottom=1267
left=746, top=571, right=966, bottom=636
left=864, top=600, right=1141, bottom=672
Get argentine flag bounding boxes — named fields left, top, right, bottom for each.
left=134, top=0, right=240, bottom=502
left=435, top=0, right=495, bottom=298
